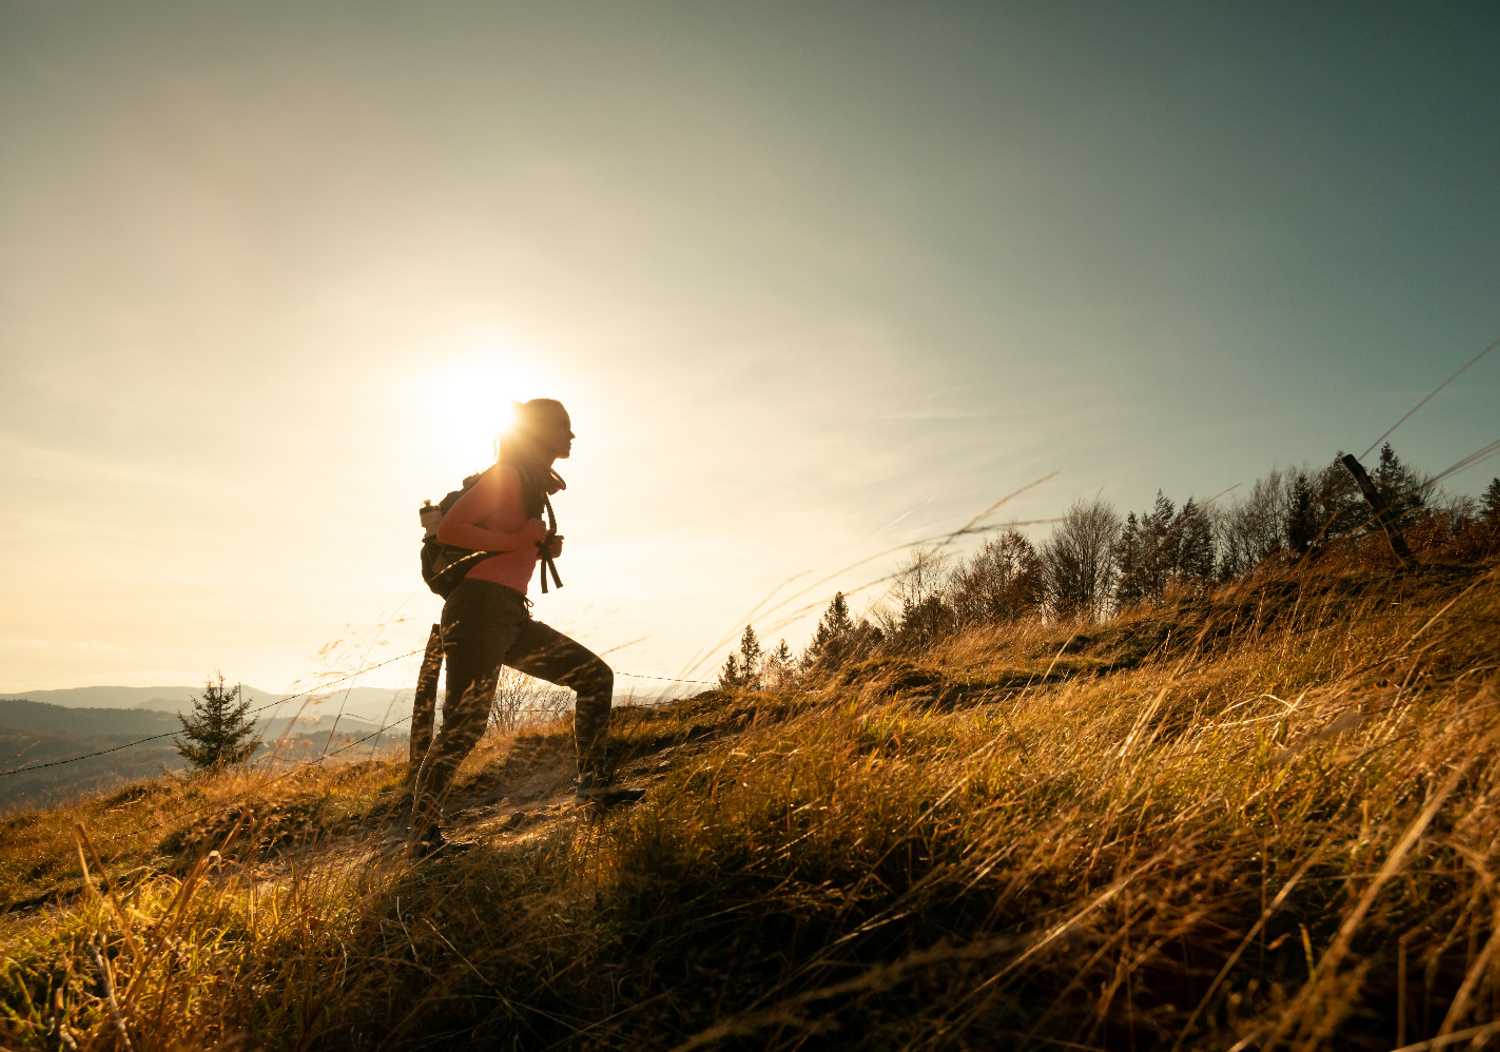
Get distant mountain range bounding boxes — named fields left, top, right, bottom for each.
left=0, top=684, right=417, bottom=724
left=0, top=687, right=417, bottom=812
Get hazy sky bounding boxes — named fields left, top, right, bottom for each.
left=3, top=2, right=1498, bottom=695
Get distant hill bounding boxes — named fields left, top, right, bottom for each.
left=0, top=685, right=226, bottom=711
left=0, top=684, right=416, bottom=725
left=0, top=698, right=380, bottom=740
left=0, top=698, right=181, bottom=738
left=0, top=697, right=407, bottom=812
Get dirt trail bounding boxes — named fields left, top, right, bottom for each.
left=1, top=702, right=724, bottom=920
left=258, top=722, right=699, bottom=875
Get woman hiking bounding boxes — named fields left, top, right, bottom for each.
left=408, top=397, right=640, bottom=856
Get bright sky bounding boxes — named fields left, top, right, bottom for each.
left=3, top=3, right=1498, bottom=695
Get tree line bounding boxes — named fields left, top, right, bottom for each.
left=720, top=447, right=1500, bottom=688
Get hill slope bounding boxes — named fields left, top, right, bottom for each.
left=1, top=555, right=1497, bottom=1050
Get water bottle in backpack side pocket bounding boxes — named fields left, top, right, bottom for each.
left=419, top=500, right=443, bottom=540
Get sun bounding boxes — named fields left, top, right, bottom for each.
left=428, top=330, right=559, bottom=471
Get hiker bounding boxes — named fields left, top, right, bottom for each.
left=408, top=398, right=639, bottom=855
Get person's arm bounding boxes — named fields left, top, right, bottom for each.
left=437, top=466, right=548, bottom=552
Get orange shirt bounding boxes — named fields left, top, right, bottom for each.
left=436, top=463, right=548, bottom=594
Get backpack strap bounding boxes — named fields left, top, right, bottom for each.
left=537, top=492, right=564, bottom=593
left=515, top=461, right=565, bottom=594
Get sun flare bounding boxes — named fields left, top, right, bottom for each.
left=428, top=331, right=559, bottom=470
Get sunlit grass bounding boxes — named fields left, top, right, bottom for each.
left=2, top=554, right=1497, bottom=1049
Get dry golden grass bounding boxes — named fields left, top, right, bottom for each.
left=2, top=553, right=1497, bottom=1050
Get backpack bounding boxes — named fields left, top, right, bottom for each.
left=418, top=466, right=565, bottom=599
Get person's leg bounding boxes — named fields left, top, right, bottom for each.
left=504, top=620, right=615, bottom=785
left=410, top=587, right=526, bottom=835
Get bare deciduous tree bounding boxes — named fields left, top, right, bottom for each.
left=488, top=668, right=570, bottom=732
left=885, top=550, right=954, bottom=652
left=1213, top=468, right=1290, bottom=578
left=1041, top=499, right=1121, bottom=622
left=947, top=530, right=1043, bottom=627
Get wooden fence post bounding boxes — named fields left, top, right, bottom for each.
left=408, top=623, right=444, bottom=787
left=1338, top=453, right=1416, bottom=570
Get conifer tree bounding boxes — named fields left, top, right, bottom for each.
left=761, top=639, right=795, bottom=688
left=1483, top=478, right=1500, bottom=523
left=1172, top=498, right=1216, bottom=587
left=804, top=592, right=855, bottom=669
left=1142, top=491, right=1176, bottom=602
left=176, top=676, right=259, bottom=770
left=718, top=652, right=742, bottom=690
left=1313, top=460, right=1365, bottom=539
left=1113, top=512, right=1146, bottom=608
left=1373, top=442, right=1425, bottom=522
left=719, top=625, right=766, bottom=689
left=1286, top=472, right=1318, bottom=554
left=736, top=625, right=763, bottom=688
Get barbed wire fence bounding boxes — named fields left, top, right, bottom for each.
left=0, top=651, right=714, bottom=783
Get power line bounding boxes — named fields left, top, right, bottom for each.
left=1361, top=332, right=1500, bottom=460
left=1426, top=437, right=1500, bottom=488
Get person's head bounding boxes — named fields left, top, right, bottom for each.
left=502, top=398, right=573, bottom=463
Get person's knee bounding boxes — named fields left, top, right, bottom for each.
left=586, top=659, right=613, bottom=698
left=561, top=653, right=611, bottom=693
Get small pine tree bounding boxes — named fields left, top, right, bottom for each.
left=718, top=626, right=766, bottom=690
left=1483, top=477, right=1500, bottom=523
left=176, top=676, right=259, bottom=770
left=717, top=652, right=742, bottom=690
left=1286, top=472, right=1318, bottom=554
left=1373, top=442, right=1425, bottom=522
left=803, top=592, right=855, bottom=669
left=761, top=639, right=796, bottom=689
left=737, top=625, right=763, bottom=689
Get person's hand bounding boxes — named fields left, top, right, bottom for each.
left=543, top=534, right=564, bottom=559
left=524, top=518, right=549, bottom=544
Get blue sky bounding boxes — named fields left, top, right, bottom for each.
left=2, top=3, right=1497, bottom=692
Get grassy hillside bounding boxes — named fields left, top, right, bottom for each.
left=1, top=551, right=1496, bottom=1050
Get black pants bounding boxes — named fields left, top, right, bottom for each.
left=409, top=578, right=614, bottom=827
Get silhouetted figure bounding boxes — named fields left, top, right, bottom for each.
left=408, top=399, right=639, bottom=856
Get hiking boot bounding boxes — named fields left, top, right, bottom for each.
left=578, top=785, right=647, bottom=807
left=406, top=823, right=473, bottom=860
